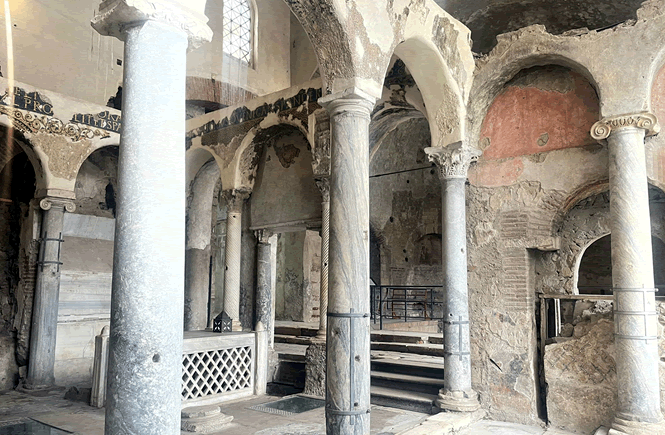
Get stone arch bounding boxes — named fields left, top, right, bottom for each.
left=369, top=107, right=425, bottom=165
left=0, top=127, right=45, bottom=192
left=185, top=159, right=222, bottom=331
left=469, top=35, right=600, bottom=149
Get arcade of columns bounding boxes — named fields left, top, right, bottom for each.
left=14, top=1, right=665, bottom=434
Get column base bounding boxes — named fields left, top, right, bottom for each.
left=231, top=320, right=242, bottom=332
left=315, top=329, right=326, bottom=340
left=17, top=382, right=62, bottom=394
left=435, top=388, right=480, bottom=412
left=608, top=417, right=665, bottom=435
left=181, top=405, right=233, bottom=433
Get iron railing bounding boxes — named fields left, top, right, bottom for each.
left=370, top=285, right=444, bottom=330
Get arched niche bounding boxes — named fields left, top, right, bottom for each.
left=250, top=124, right=320, bottom=229
left=74, top=146, right=119, bottom=218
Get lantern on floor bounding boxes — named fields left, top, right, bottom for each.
left=213, top=311, right=232, bottom=333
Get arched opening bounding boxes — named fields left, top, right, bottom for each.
left=577, top=235, right=665, bottom=297
left=0, top=132, right=36, bottom=390
left=250, top=124, right=321, bottom=325
left=369, top=56, right=441, bottom=333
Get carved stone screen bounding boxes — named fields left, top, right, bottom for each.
left=181, top=346, right=253, bottom=400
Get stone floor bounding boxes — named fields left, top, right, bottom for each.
left=0, top=389, right=577, bottom=435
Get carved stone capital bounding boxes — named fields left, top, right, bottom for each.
left=39, top=197, right=76, bottom=213
left=315, top=177, right=330, bottom=203
left=254, top=229, right=272, bottom=244
left=591, top=112, right=660, bottom=140
left=319, top=87, right=376, bottom=120
left=222, top=189, right=250, bottom=213
left=91, top=0, right=213, bottom=50
left=425, top=142, right=481, bottom=180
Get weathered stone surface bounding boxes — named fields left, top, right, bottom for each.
left=303, top=341, right=326, bottom=398
left=545, top=318, right=617, bottom=434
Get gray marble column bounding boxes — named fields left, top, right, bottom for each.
left=315, top=178, right=330, bottom=339
left=222, top=190, right=249, bottom=331
left=425, top=142, right=481, bottom=413
left=319, top=88, right=375, bottom=435
left=24, top=197, right=75, bottom=390
left=591, top=114, right=665, bottom=435
left=92, top=2, right=211, bottom=434
left=255, top=229, right=272, bottom=395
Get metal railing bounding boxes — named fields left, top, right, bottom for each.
left=370, top=285, right=444, bottom=330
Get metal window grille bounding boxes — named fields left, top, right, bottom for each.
left=181, top=346, right=253, bottom=400
left=223, top=0, right=252, bottom=64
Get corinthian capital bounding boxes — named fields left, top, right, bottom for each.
left=92, top=0, right=213, bottom=50
left=222, top=189, right=250, bottom=213
left=315, top=177, right=330, bottom=202
left=591, top=112, right=660, bottom=140
left=425, top=142, right=481, bottom=181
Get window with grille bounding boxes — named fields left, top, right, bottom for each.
left=223, top=0, right=253, bottom=65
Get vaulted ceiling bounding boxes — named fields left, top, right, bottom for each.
left=435, top=0, right=647, bottom=53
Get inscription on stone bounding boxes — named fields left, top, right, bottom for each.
left=0, top=87, right=54, bottom=115
left=71, top=111, right=122, bottom=133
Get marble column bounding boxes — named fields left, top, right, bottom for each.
left=315, top=178, right=330, bottom=339
left=255, top=229, right=272, bottom=395
left=24, top=196, right=75, bottom=390
left=591, top=113, right=665, bottom=435
left=222, top=189, right=249, bottom=331
left=319, top=88, right=375, bottom=435
left=92, top=2, right=211, bottom=434
left=425, top=142, right=481, bottom=413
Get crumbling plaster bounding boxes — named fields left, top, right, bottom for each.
left=468, top=1, right=665, bottom=149
left=0, top=78, right=120, bottom=197
left=285, top=0, right=474, bottom=148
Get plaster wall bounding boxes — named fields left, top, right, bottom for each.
left=289, top=12, right=318, bottom=88
left=275, top=231, right=305, bottom=322
left=250, top=131, right=321, bottom=229
left=188, top=0, right=291, bottom=97
left=369, top=117, right=442, bottom=288
left=0, top=1, right=124, bottom=106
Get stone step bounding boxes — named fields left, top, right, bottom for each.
left=371, top=357, right=445, bottom=379
left=274, top=335, right=445, bottom=357
left=370, top=331, right=431, bottom=344
left=370, top=385, right=438, bottom=415
left=371, top=370, right=443, bottom=395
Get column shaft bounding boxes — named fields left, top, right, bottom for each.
left=425, top=144, right=480, bottom=413
left=255, top=232, right=272, bottom=395
left=321, top=91, right=374, bottom=435
left=25, top=199, right=70, bottom=390
left=184, top=247, right=210, bottom=330
left=317, top=181, right=330, bottom=339
left=223, top=193, right=244, bottom=331
left=608, top=127, right=664, bottom=431
left=104, top=20, right=188, bottom=435
left=441, top=177, right=473, bottom=393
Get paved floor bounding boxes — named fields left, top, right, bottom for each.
left=0, top=389, right=577, bottom=435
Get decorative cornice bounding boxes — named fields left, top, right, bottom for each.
left=425, top=142, right=482, bottom=180
left=254, top=229, right=272, bottom=244
left=591, top=112, right=660, bottom=140
left=315, top=177, right=330, bottom=203
left=222, top=189, right=250, bottom=213
left=0, top=106, right=111, bottom=142
left=39, top=197, right=76, bottom=213
left=91, top=0, right=213, bottom=50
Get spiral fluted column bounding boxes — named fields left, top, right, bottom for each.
left=591, top=113, right=665, bottom=435
left=316, top=177, right=330, bottom=339
left=24, top=196, right=75, bottom=390
left=425, top=142, right=481, bottom=413
left=222, top=190, right=248, bottom=331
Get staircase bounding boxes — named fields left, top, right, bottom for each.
left=272, top=322, right=445, bottom=415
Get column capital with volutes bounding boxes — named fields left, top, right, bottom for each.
left=38, top=196, right=76, bottom=213
left=591, top=112, right=660, bottom=140
left=425, top=142, right=481, bottom=181
left=222, top=189, right=250, bottom=213
left=91, top=0, right=213, bottom=50
left=318, top=87, right=376, bottom=120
